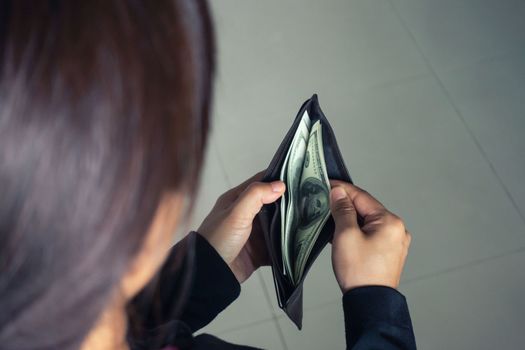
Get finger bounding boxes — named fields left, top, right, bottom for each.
left=232, top=181, right=285, bottom=222
left=329, top=186, right=359, bottom=230
left=330, top=180, right=386, bottom=219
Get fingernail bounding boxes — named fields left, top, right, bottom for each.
left=331, top=186, right=347, bottom=201
left=271, top=181, right=285, bottom=193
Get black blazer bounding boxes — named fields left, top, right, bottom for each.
left=127, top=232, right=416, bottom=349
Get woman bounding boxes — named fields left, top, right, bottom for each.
left=0, top=1, right=415, bottom=349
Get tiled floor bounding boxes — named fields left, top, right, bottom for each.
left=190, top=0, right=525, bottom=348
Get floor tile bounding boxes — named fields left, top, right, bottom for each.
left=438, top=53, right=525, bottom=219
left=401, top=249, right=525, bottom=350
left=391, top=0, right=525, bottom=72
left=211, top=0, right=426, bottom=98
left=215, top=319, right=286, bottom=350
left=210, top=0, right=429, bottom=186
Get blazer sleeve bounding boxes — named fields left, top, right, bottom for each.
left=127, top=232, right=241, bottom=335
left=177, top=232, right=241, bottom=331
left=342, top=286, right=416, bottom=350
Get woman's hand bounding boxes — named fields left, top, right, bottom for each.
left=198, top=172, right=285, bottom=283
left=329, top=180, right=412, bottom=293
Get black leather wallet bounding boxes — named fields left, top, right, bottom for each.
left=258, top=94, right=353, bottom=329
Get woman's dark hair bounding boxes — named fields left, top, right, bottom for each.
left=0, top=1, right=214, bottom=349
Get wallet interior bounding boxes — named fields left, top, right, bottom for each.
left=259, top=94, right=352, bottom=328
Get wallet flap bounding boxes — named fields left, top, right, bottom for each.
left=259, top=94, right=352, bottom=329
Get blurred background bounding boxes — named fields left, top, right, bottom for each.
left=189, top=0, right=525, bottom=348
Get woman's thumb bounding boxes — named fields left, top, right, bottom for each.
left=330, top=186, right=358, bottom=230
left=232, top=181, right=285, bottom=220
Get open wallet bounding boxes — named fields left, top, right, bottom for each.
left=258, top=94, right=353, bottom=329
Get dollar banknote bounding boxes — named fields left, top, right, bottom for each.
left=279, top=116, right=330, bottom=284
left=291, top=121, right=330, bottom=284
left=280, top=110, right=311, bottom=278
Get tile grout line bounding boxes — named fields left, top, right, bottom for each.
left=387, top=0, right=525, bottom=225
left=257, top=272, right=290, bottom=350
